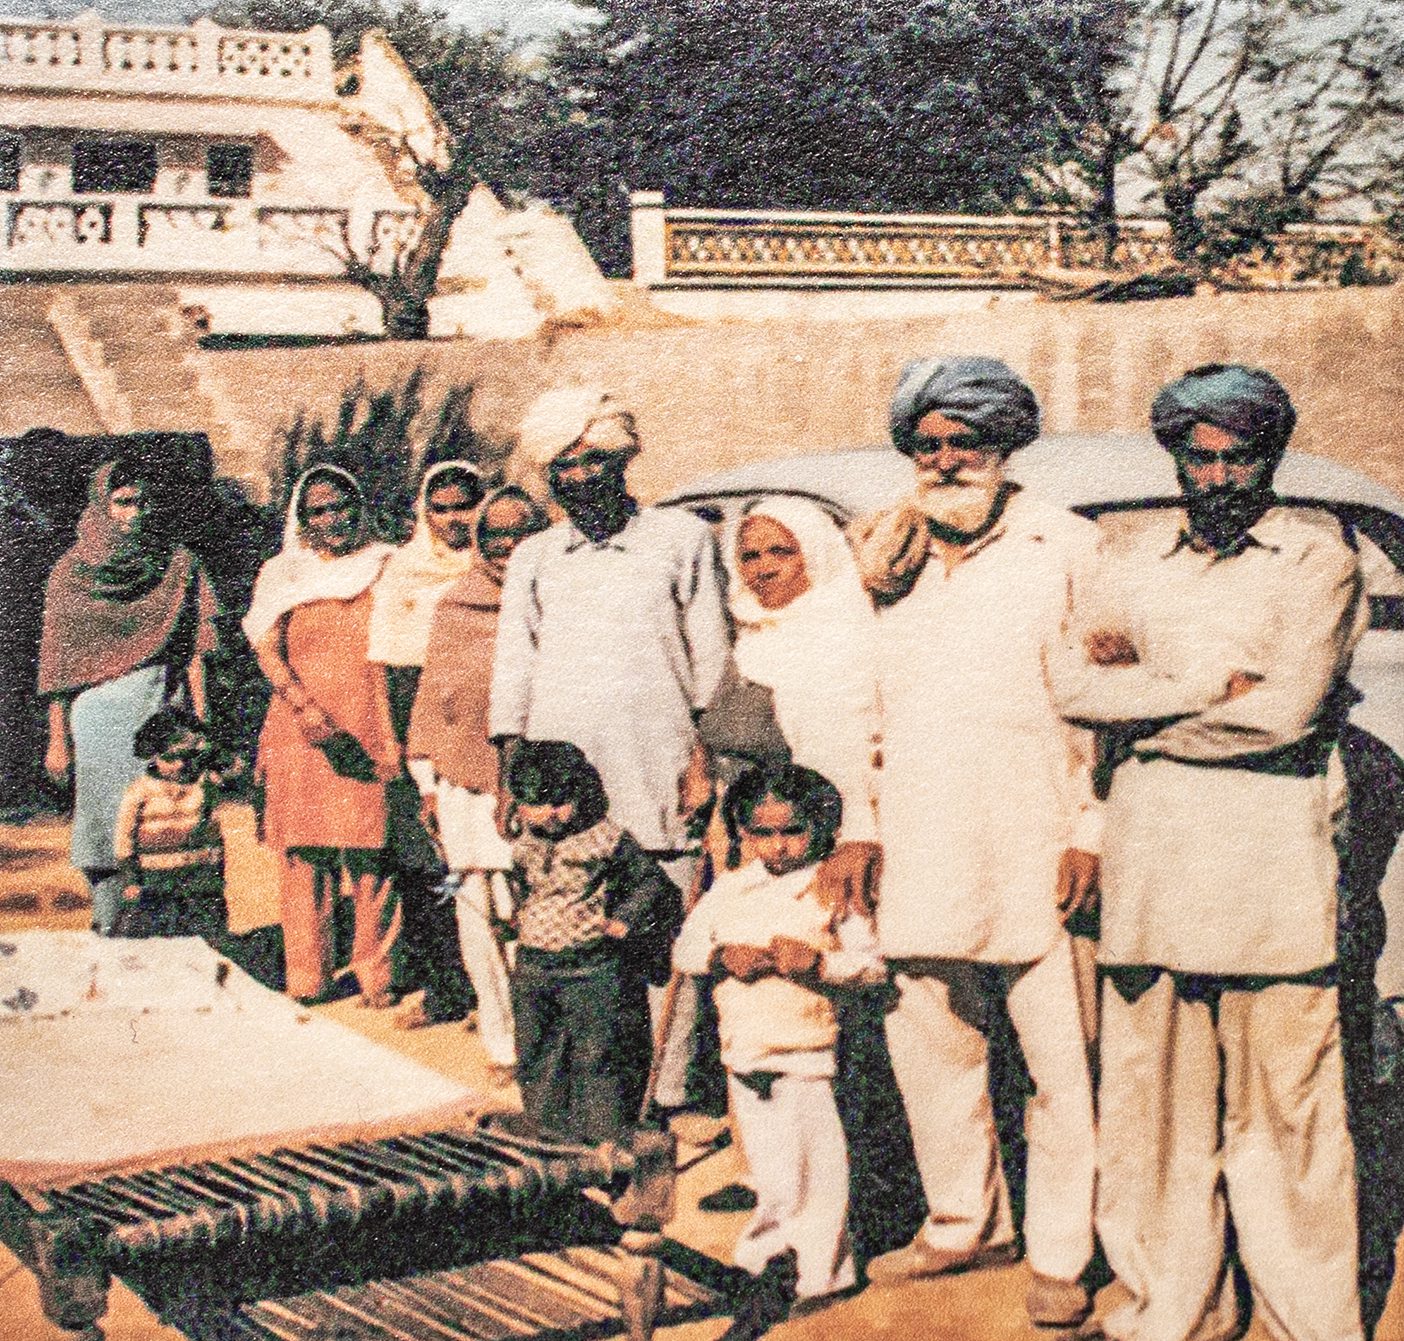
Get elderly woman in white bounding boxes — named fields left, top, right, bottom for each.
left=725, top=496, right=881, bottom=846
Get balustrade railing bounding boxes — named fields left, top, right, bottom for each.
left=640, top=201, right=1380, bottom=288
left=0, top=196, right=411, bottom=277
left=0, top=14, right=335, bottom=102
left=7, top=199, right=112, bottom=248
left=136, top=203, right=232, bottom=247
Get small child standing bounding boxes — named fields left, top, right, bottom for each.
left=112, top=708, right=228, bottom=944
left=505, top=739, right=682, bottom=1143
left=673, top=764, right=883, bottom=1336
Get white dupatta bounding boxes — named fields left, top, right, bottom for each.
left=242, top=466, right=394, bottom=645
left=367, top=461, right=483, bottom=666
left=727, top=496, right=882, bottom=842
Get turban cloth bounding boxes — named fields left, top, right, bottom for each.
left=517, top=385, right=638, bottom=472
left=889, top=356, right=1041, bottom=454
left=1150, top=364, right=1297, bottom=458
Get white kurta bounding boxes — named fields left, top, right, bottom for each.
left=488, top=507, right=730, bottom=852
left=875, top=490, right=1100, bottom=964
left=1059, top=506, right=1367, bottom=976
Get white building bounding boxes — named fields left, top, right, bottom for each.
left=0, top=10, right=447, bottom=335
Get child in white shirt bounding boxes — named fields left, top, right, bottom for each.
left=673, top=764, right=883, bottom=1331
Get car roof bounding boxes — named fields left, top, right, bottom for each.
left=658, top=433, right=1404, bottom=520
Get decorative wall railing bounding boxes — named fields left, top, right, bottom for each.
left=632, top=197, right=1382, bottom=288
left=0, top=196, right=420, bottom=277
left=0, top=14, right=336, bottom=103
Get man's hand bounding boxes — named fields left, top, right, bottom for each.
left=678, top=742, right=714, bottom=820
left=769, top=936, right=820, bottom=979
left=494, top=787, right=515, bottom=838
left=122, top=884, right=141, bottom=904
left=1086, top=630, right=1139, bottom=667
left=815, top=841, right=882, bottom=919
left=602, top=918, right=629, bottom=940
left=43, top=735, right=71, bottom=786
left=1224, top=670, right=1263, bottom=701
left=495, top=738, right=521, bottom=837
left=1055, top=847, right=1100, bottom=921
left=718, top=943, right=773, bottom=982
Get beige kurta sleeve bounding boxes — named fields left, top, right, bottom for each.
left=1053, top=520, right=1230, bottom=726
left=1139, top=529, right=1365, bottom=761
left=1049, top=521, right=1106, bottom=853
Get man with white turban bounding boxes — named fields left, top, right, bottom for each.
left=1059, top=364, right=1369, bottom=1341
left=856, top=357, right=1100, bottom=1332
left=490, top=386, right=731, bottom=1115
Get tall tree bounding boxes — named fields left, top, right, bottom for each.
left=212, top=0, right=534, bottom=335
left=1025, top=0, right=1404, bottom=266
left=527, top=0, right=1112, bottom=274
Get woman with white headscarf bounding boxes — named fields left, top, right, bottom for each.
left=726, top=496, right=881, bottom=844
left=368, top=461, right=485, bottom=1029
left=706, top=496, right=925, bottom=1267
left=245, top=465, right=400, bottom=1007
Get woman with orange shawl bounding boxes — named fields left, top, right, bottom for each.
left=39, top=458, right=220, bottom=937
left=244, top=465, right=401, bottom=1006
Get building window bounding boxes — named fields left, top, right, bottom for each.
left=207, top=143, right=253, bottom=198
left=72, top=138, right=158, bottom=194
left=0, top=135, right=19, bottom=191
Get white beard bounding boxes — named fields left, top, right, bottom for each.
left=914, top=463, right=1004, bottom=534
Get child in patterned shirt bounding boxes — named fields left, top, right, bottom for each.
left=505, top=739, right=682, bottom=1143
left=112, top=708, right=227, bottom=944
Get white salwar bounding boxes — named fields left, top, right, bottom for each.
left=406, top=761, right=517, bottom=1071
left=873, top=486, right=1099, bottom=1285
left=728, top=497, right=881, bottom=842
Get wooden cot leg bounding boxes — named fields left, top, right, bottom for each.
left=610, top=1128, right=677, bottom=1341
left=28, top=1218, right=109, bottom=1341
left=617, top=1228, right=666, bottom=1341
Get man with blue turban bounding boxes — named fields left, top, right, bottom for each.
left=855, top=356, right=1101, bottom=1331
left=1059, top=364, right=1368, bottom=1341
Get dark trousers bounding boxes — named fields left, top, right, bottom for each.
left=384, top=665, right=475, bottom=1021
left=397, top=870, right=476, bottom=1021
left=113, top=865, right=228, bottom=945
left=512, top=944, right=652, bottom=1143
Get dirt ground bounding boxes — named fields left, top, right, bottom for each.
left=2, top=805, right=1401, bottom=1341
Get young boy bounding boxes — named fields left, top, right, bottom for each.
left=673, top=764, right=883, bottom=1336
left=112, top=708, right=228, bottom=944
left=505, top=739, right=682, bottom=1143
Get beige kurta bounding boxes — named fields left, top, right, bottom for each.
left=875, top=489, right=1100, bottom=964
left=1059, top=505, right=1367, bottom=976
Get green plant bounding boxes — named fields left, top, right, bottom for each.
left=274, top=372, right=503, bottom=541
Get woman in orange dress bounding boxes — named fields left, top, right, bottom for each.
left=243, top=466, right=402, bottom=1006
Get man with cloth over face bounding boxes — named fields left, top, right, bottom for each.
left=1059, top=364, right=1368, bottom=1341
left=853, top=357, right=1100, bottom=1331
left=489, top=386, right=731, bottom=1115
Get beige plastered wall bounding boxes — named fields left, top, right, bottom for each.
left=194, top=283, right=1404, bottom=503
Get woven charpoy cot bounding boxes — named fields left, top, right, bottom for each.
left=0, top=933, right=688, bottom=1341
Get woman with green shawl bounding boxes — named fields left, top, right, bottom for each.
left=38, top=458, right=220, bottom=936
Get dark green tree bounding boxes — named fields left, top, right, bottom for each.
left=525, top=0, right=1122, bottom=274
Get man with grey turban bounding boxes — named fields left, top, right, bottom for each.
left=1059, top=364, right=1368, bottom=1341
left=489, top=385, right=730, bottom=1118
left=858, top=357, right=1101, bottom=1332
